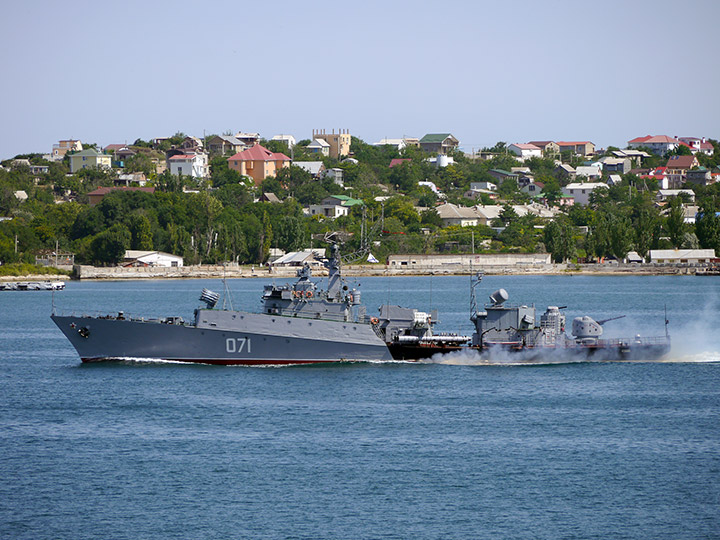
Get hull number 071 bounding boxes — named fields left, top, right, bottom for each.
left=225, top=337, right=251, bottom=354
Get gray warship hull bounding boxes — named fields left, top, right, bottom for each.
left=51, top=310, right=394, bottom=365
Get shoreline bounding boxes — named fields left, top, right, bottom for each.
left=1, top=263, right=710, bottom=281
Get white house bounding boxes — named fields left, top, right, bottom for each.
left=270, top=134, right=296, bottom=148
left=574, top=165, right=602, bottom=180
left=123, top=250, right=184, bottom=267
left=470, top=182, right=497, bottom=192
left=374, top=138, right=407, bottom=150
left=562, top=182, right=608, bottom=205
left=168, top=153, right=209, bottom=178
left=656, top=189, right=695, bottom=203
left=306, top=138, right=331, bottom=156
left=435, top=203, right=481, bottom=227
left=508, top=143, right=542, bottom=160
left=308, top=203, right=350, bottom=219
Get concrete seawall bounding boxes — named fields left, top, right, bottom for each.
left=71, top=263, right=701, bottom=280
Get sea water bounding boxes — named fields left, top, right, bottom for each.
left=1, top=275, right=719, bottom=539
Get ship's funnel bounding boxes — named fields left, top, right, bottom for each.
left=489, top=289, right=509, bottom=305
left=200, top=288, right=220, bottom=309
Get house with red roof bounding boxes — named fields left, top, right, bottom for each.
left=227, top=144, right=291, bottom=185
left=389, top=158, right=411, bottom=168
left=627, top=135, right=685, bottom=156
left=639, top=166, right=670, bottom=190
left=678, top=137, right=715, bottom=156
left=556, top=141, right=595, bottom=156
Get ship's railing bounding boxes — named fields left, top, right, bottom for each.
left=53, top=310, right=191, bottom=326
left=588, top=336, right=669, bottom=346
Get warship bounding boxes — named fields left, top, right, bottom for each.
left=51, top=245, right=462, bottom=365
left=389, top=273, right=671, bottom=361
left=471, top=273, right=670, bottom=360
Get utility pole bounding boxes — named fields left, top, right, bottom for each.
left=15, top=234, right=18, bottom=253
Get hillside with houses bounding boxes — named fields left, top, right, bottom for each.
left=1, top=130, right=719, bottom=272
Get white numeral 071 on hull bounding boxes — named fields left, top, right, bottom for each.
left=226, top=337, right=251, bottom=354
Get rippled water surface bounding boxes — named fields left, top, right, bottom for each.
left=1, top=275, right=719, bottom=539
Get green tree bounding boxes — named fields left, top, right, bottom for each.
left=634, top=207, right=657, bottom=259
left=695, top=204, right=720, bottom=252
left=89, top=223, right=131, bottom=265
left=665, top=198, right=686, bottom=248
left=544, top=217, right=576, bottom=263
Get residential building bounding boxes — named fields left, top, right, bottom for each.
left=419, top=133, right=459, bottom=154
left=575, top=165, right=602, bottom=180
left=554, top=163, right=576, bottom=181
left=308, top=195, right=363, bottom=219
left=374, top=138, right=408, bottom=150
left=311, top=129, right=351, bottom=159
left=180, top=136, right=204, bottom=153
left=259, top=192, right=281, bottom=203
left=677, top=137, right=714, bottom=156
left=235, top=132, right=260, bottom=146
left=611, top=149, right=651, bottom=166
left=29, top=165, right=49, bottom=175
left=293, top=161, right=326, bottom=178
left=270, top=134, right=296, bottom=149
left=104, top=143, right=126, bottom=154
left=665, top=154, right=700, bottom=187
left=325, top=168, right=344, bottom=186
left=306, top=138, right=331, bottom=156
left=556, top=141, right=595, bottom=156
left=115, top=172, right=147, bottom=187
left=389, top=158, right=411, bottom=168
left=51, top=139, right=82, bottom=161
left=488, top=169, right=519, bottom=184
left=527, top=141, right=560, bottom=157
left=112, top=146, right=137, bottom=167
left=207, top=135, right=246, bottom=155
left=123, top=250, right=184, bottom=268
left=418, top=180, right=440, bottom=194
left=686, top=167, right=713, bottom=186
left=168, top=153, right=209, bottom=179
left=508, top=143, right=542, bottom=160
left=639, top=166, right=670, bottom=190
left=656, top=189, right=695, bottom=203
left=436, top=203, right=481, bottom=227
left=598, top=156, right=631, bottom=174
left=87, top=186, right=155, bottom=206
left=69, top=148, right=112, bottom=173
left=227, top=144, right=291, bottom=185
left=561, top=182, right=608, bottom=205
left=648, top=249, right=715, bottom=264
left=627, top=135, right=682, bottom=155
left=520, top=180, right=545, bottom=196
left=470, top=182, right=497, bottom=192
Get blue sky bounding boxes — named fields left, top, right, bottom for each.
left=1, top=0, right=718, bottom=159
